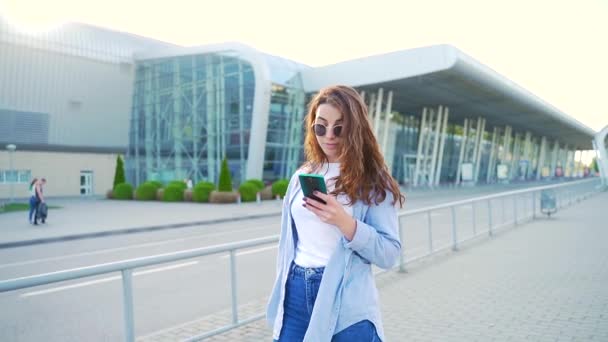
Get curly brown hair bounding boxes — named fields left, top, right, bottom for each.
left=302, top=85, right=405, bottom=207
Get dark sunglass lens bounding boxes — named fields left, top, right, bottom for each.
left=333, top=126, right=342, bottom=137
left=313, top=124, right=326, bottom=136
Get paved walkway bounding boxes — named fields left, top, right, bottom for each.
left=153, top=190, right=608, bottom=341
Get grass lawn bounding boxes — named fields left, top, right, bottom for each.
left=0, top=203, right=61, bottom=214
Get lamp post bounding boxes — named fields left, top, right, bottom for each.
left=5, top=144, right=16, bottom=203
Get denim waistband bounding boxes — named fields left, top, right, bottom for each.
left=291, top=262, right=325, bottom=277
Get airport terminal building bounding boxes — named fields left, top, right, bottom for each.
left=0, top=18, right=599, bottom=198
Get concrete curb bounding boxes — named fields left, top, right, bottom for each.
left=0, top=211, right=282, bottom=249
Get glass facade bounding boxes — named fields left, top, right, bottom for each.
left=127, top=51, right=307, bottom=186
left=127, top=51, right=256, bottom=186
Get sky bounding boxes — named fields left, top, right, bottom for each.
left=1, top=0, right=607, bottom=134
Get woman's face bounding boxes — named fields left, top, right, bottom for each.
left=314, top=103, right=344, bottom=163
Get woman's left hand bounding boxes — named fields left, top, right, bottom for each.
left=303, top=191, right=357, bottom=240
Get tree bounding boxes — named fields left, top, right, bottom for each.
left=113, top=155, right=126, bottom=188
left=218, top=157, right=233, bottom=192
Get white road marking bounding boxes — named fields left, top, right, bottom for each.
left=19, top=261, right=198, bottom=298
left=219, top=245, right=277, bottom=259
left=0, top=225, right=276, bottom=269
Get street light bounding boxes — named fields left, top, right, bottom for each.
left=5, top=144, right=16, bottom=204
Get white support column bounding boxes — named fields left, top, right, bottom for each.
left=413, top=107, right=427, bottom=187
left=381, top=91, right=393, bottom=157
left=486, top=126, right=498, bottom=183
left=373, top=88, right=384, bottom=137
left=456, top=118, right=469, bottom=185
left=509, top=133, right=521, bottom=181
left=471, top=118, right=482, bottom=171
left=473, top=118, right=486, bottom=183
left=434, top=107, right=449, bottom=186
left=367, top=93, right=376, bottom=126
left=593, top=125, right=608, bottom=186
left=501, top=126, right=512, bottom=164
left=429, top=106, right=443, bottom=188
left=522, top=132, right=532, bottom=180
left=423, top=109, right=436, bottom=186
left=550, top=140, right=559, bottom=178
left=561, top=145, right=569, bottom=176
left=536, top=137, right=548, bottom=180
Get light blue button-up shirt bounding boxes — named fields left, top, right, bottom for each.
left=266, top=171, right=402, bottom=341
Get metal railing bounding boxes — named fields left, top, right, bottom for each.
left=0, top=178, right=602, bottom=341
left=395, top=178, right=601, bottom=272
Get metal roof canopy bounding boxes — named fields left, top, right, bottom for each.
left=302, top=45, right=595, bottom=149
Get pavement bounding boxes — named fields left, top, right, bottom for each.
left=151, top=189, right=607, bottom=341
left=0, top=179, right=588, bottom=249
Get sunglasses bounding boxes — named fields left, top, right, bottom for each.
left=312, top=123, right=343, bottom=137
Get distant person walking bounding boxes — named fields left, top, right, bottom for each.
left=28, top=178, right=38, bottom=224
left=33, top=178, right=46, bottom=225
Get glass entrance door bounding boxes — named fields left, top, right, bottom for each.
left=80, top=171, right=93, bottom=195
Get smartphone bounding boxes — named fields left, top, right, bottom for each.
left=299, top=173, right=328, bottom=204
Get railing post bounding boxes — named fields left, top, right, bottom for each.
left=451, top=206, right=458, bottom=251
left=471, top=201, right=477, bottom=236
left=121, top=269, right=135, bottom=342
left=229, top=250, right=238, bottom=324
left=513, top=195, right=518, bottom=226
left=502, top=197, right=506, bottom=224
left=532, top=191, right=536, bottom=220
left=427, top=211, right=433, bottom=254
left=399, top=218, right=407, bottom=273
left=488, top=199, right=493, bottom=237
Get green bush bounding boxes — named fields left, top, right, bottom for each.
left=113, top=183, right=133, bottom=200
left=135, top=183, right=157, bottom=201
left=163, top=184, right=184, bottom=202
left=271, top=179, right=289, bottom=198
left=239, top=182, right=258, bottom=202
left=146, top=180, right=163, bottom=189
left=218, top=158, right=233, bottom=192
left=168, top=180, right=187, bottom=191
left=193, top=181, right=215, bottom=202
left=244, top=179, right=265, bottom=191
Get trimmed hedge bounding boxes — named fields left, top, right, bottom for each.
left=163, top=184, right=184, bottom=202
left=113, top=183, right=133, bottom=200
left=271, top=179, right=289, bottom=198
left=193, top=181, right=215, bottom=203
left=135, top=182, right=157, bottom=201
left=168, top=180, right=187, bottom=191
left=146, top=180, right=163, bottom=189
left=238, top=182, right=258, bottom=202
left=244, top=179, right=265, bottom=192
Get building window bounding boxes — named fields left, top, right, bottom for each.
left=0, top=170, right=31, bottom=184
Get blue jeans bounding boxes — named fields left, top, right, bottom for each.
left=275, top=262, right=381, bottom=342
left=28, top=196, right=39, bottom=223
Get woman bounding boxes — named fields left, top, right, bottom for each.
left=28, top=178, right=38, bottom=224
left=267, top=85, right=405, bottom=341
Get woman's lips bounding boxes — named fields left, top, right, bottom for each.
left=325, top=143, right=338, bottom=149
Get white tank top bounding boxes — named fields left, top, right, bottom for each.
left=291, top=163, right=354, bottom=267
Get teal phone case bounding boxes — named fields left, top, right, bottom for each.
left=299, top=173, right=327, bottom=204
